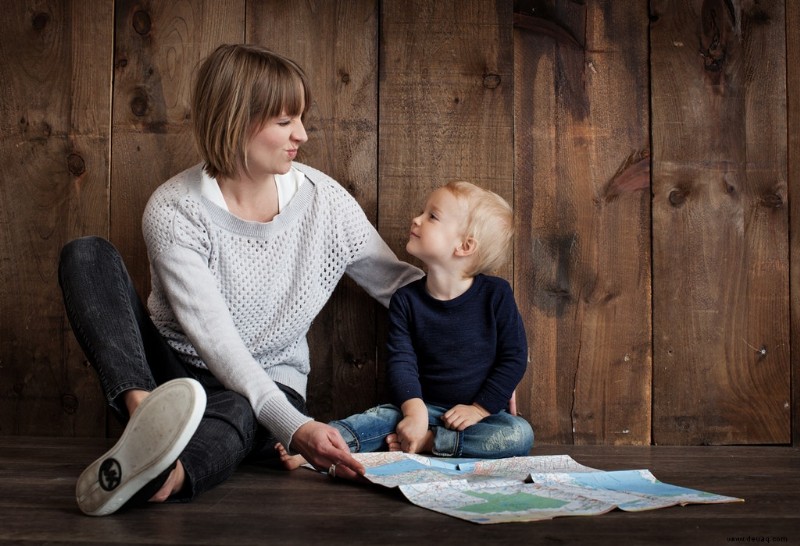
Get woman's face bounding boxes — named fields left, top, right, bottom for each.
left=245, top=111, right=308, bottom=178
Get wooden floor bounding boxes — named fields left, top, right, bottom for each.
left=1, top=437, right=798, bottom=545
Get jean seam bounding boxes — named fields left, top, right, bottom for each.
left=331, top=420, right=362, bottom=452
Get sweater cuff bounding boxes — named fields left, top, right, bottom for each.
left=474, top=392, right=506, bottom=415
left=257, top=397, right=313, bottom=452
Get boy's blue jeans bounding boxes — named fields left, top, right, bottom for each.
left=330, top=403, right=534, bottom=458
left=58, top=236, right=305, bottom=501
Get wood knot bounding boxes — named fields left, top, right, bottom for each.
left=132, top=10, right=152, bottom=35
left=32, top=12, right=49, bottom=30
left=668, top=188, right=688, bottom=207
left=67, top=153, right=86, bottom=176
left=339, top=69, right=351, bottom=84
left=61, top=393, right=79, bottom=414
left=483, top=73, right=501, bottom=89
left=130, top=88, right=149, bottom=117
left=761, top=193, right=783, bottom=208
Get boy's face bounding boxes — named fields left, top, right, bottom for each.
left=406, top=188, right=468, bottom=268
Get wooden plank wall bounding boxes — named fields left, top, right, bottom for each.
left=514, top=2, right=652, bottom=445
left=650, top=0, right=790, bottom=445
left=0, top=0, right=795, bottom=447
left=790, top=0, right=800, bottom=447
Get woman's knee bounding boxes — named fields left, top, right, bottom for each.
left=59, top=236, right=118, bottom=275
left=204, top=390, right=258, bottom=441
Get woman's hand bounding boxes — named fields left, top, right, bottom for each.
left=289, top=421, right=365, bottom=480
left=442, top=403, right=489, bottom=431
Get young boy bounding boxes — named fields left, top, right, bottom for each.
left=280, top=181, right=532, bottom=469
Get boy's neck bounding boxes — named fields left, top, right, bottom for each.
left=424, top=267, right=474, bottom=301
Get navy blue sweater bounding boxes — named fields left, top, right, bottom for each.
left=386, top=274, right=528, bottom=414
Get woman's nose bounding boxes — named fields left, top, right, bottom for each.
left=293, top=120, right=308, bottom=143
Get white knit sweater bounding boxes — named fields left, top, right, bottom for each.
left=142, top=162, right=422, bottom=449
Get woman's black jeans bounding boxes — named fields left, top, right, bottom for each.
left=58, top=236, right=306, bottom=500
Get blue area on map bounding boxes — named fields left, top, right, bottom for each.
left=367, top=457, right=482, bottom=477
left=569, top=471, right=701, bottom=497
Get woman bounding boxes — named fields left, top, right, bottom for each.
left=59, top=43, right=422, bottom=516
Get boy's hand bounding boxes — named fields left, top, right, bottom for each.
left=391, top=398, right=429, bottom=453
left=443, top=403, right=489, bottom=431
left=395, top=414, right=429, bottom=453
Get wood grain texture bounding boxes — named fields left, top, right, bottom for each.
left=513, top=1, right=652, bottom=444
left=379, top=0, right=514, bottom=262
left=788, top=0, right=800, bottom=447
left=248, top=0, right=381, bottom=420
left=650, top=0, right=790, bottom=444
left=0, top=0, right=112, bottom=436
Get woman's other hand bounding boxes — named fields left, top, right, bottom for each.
left=289, top=421, right=365, bottom=480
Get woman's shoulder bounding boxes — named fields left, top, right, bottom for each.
left=291, top=162, right=330, bottom=184
left=148, top=163, right=204, bottom=203
left=144, top=164, right=206, bottom=221
left=292, top=162, right=354, bottom=200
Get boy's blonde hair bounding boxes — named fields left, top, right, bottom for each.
left=444, top=181, right=514, bottom=276
left=192, top=44, right=311, bottom=179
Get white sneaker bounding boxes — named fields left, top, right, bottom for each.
left=76, top=378, right=207, bottom=516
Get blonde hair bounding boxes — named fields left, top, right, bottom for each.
left=444, top=181, right=514, bottom=276
left=192, top=44, right=311, bottom=179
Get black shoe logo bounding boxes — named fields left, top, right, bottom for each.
left=99, top=458, right=122, bottom=491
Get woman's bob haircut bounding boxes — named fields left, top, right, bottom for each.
left=191, top=43, right=311, bottom=179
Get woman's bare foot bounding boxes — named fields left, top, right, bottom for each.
left=149, top=460, right=186, bottom=502
left=275, top=442, right=307, bottom=470
left=385, top=430, right=434, bottom=454
left=123, top=389, right=150, bottom=417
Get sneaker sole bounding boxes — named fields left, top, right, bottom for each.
left=76, top=378, right=207, bottom=516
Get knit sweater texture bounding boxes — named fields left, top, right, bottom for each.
left=386, top=274, right=528, bottom=414
left=142, top=162, right=422, bottom=449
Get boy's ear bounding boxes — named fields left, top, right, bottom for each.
left=455, top=237, right=477, bottom=257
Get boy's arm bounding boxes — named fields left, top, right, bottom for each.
left=386, top=289, right=432, bottom=451
left=386, top=290, right=424, bottom=405
left=395, top=398, right=430, bottom=452
left=472, top=284, right=529, bottom=415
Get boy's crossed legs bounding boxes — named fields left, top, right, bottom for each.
left=278, top=403, right=533, bottom=471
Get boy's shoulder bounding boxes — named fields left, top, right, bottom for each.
left=396, top=276, right=426, bottom=296
left=475, top=273, right=513, bottom=292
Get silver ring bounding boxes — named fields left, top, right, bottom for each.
left=328, top=463, right=336, bottom=478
